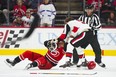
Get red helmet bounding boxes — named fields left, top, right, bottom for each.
left=87, top=61, right=96, bottom=70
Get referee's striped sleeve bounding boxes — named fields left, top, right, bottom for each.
left=78, top=15, right=84, bottom=21
left=93, top=14, right=101, bottom=29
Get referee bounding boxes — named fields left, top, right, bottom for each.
left=73, top=4, right=106, bottom=68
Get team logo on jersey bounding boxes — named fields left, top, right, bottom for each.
left=50, top=50, right=60, bottom=57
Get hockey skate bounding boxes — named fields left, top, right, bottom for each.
left=77, top=58, right=88, bottom=67
left=97, top=62, right=106, bottom=68
left=95, top=59, right=106, bottom=68
left=59, top=60, right=73, bottom=68
left=25, top=63, right=34, bottom=70
left=5, top=59, right=15, bottom=67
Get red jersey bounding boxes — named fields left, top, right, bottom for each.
left=13, top=5, right=27, bottom=17
left=45, top=47, right=65, bottom=65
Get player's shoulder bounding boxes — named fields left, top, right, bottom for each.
left=67, top=20, right=79, bottom=27
left=68, top=20, right=77, bottom=24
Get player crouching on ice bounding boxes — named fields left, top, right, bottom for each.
left=57, top=17, right=97, bottom=69
left=5, top=39, right=65, bottom=70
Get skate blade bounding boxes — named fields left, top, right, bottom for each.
left=4, top=60, right=13, bottom=68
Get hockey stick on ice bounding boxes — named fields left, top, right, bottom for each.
left=30, top=72, right=97, bottom=75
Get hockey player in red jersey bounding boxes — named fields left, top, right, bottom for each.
left=5, top=39, right=65, bottom=70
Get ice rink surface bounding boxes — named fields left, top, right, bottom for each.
left=0, top=56, right=116, bottom=77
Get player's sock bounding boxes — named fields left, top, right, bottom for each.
left=13, top=56, right=21, bottom=64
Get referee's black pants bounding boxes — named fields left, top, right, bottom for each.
left=73, top=30, right=102, bottom=63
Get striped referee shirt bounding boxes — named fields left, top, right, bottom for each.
left=78, top=13, right=101, bottom=30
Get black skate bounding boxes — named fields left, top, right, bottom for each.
left=97, top=62, right=106, bottom=68
left=59, top=61, right=73, bottom=68
left=5, top=59, right=15, bottom=67
left=25, top=63, right=34, bottom=70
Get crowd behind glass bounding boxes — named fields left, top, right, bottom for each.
left=0, top=0, right=116, bottom=27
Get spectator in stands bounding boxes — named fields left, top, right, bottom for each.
left=112, top=0, right=116, bottom=11
left=100, top=0, right=114, bottom=24
left=13, top=0, right=27, bottom=26
left=26, top=0, right=43, bottom=16
left=22, top=0, right=31, bottom=9
left=21, top=9, right=34, bottom=27
left=22, top=0, right=43, bottom=9
left=87, top=0, right=104, bottom=14
left=0, top=0, right=2, bottom=25
left=107, top=11, right=116, bottom=26
left=0, top=0, right=17, bottom=25
left=38, top=0, right=56, bottom=27
left=13, top=15, right=23, bottom=27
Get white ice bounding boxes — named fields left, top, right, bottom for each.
left=0, top=55, right=116, bottom=77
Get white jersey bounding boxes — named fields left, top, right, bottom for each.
left=38, top=3, right=56, bottom=26
left=21, top=15, right=34, bottom=27
left=67, top=20, right=91, bottom=37
left=59, top=20, right=91, bottom=40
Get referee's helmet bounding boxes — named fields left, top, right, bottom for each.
left=85, top=4, right=95, bottom=12
left=85, top=4, right=94, bottom=9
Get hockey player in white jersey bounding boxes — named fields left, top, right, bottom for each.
left=57, top=17, right=95, bottom=68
